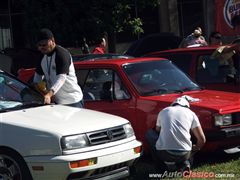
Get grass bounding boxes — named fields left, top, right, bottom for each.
left=192, top=159, right=240, bottom=179
left=129, top=152, right=240, bottom=180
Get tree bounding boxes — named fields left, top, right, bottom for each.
left=88, top=0, right=161, bottom=52
left=20, top=0, right=161, bottom=52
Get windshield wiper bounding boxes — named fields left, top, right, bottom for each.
left=8, top=101, right=44, bottom=110
left=182, top=87, right=201, bottom=92
left=0, top=101, right=43, bottom=112
left=0, top=109, right=9, bottom=113
left=142, top=88, right=168, bottom=96
left=21, top=101, right=44, bottom=107
left=142, top=88, right=186, bottom=96
left=167, top=89, right=184, bottom=93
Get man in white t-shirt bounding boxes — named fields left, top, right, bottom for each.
left=33, top=28, right=84, bottom=108
left=145, top=97, right=206, bottom=172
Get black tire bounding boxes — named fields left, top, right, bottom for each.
left=0, top=150, right=32, bottom=180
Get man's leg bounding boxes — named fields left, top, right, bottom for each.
left=145, top=129, right=166, bottom=173
left=157, top=150, right=191, bottom=173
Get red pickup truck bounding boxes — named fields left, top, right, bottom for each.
left=17, top=57, right=240, bottom=153
left=146, top=46, right=240, bottom=93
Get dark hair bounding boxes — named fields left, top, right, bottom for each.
left=209, top=31, right=222, bottom=39
left=95, top=38, right=104, bottom=45
left=231, top=15, right=240, bottom=28
left=37, top=28, right=54, bottom=42
left=210, top=31, right=221, bottom=38
left=209, top=31, right=222, bottom=44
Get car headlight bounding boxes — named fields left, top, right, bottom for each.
left=61, top=134, right=89, bottom=150
left=123, top=123, right=135, bottom=138
left=214, top=114, right=232, bottom=126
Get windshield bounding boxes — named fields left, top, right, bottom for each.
left=122, top=60, right=200, bottom=96
left=0, top=72, right=43, bottom=111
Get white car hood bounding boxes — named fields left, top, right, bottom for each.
left=2, top=105, right=128, bottom=136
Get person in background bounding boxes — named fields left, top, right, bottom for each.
left=92, top=37, right=106, bottom=54
left=231, top=16, right=240, bottom=43
left=81, top=37, right=90, bottom=54
left=179, top=27, right=208, bottom=48
left=33, top=28, right=84, bottom=108
left=200, top=15, right=240, bottom=85
left=231, top=14, right=240, bottom=35
left=209, top=31, right=223, bottom=45
left=230, top=14, right=240, bottom=83
left=145, top=96, right=206, bottom=173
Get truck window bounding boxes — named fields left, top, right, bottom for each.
left=166, top=54, right=192, bottom=76
left=196, top=55, right=235, bottom=83
left=77, top=69, right=130, bottom=101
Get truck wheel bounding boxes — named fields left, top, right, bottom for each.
left=0, top=151, right=32, bottom=180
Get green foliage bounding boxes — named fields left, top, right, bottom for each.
left=128, top=18, right=144, bottom=35
left=21, top=0, right=161, bottom=46
left=131, top=153, right=240, bottom=180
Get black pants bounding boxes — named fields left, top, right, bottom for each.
left=66, top=100, right=84, bottom=108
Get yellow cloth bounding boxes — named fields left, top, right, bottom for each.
left=211, top=46, right=235, bottom=66
left=36, top=81, right=47, bottom=93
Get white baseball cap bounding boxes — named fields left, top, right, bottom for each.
left=171, top=97, right=190, bottom=108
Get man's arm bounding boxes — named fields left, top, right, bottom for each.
left=222, top=44, right=239, bottom=54
left=155, top=126, right=161, bottom=133
left=191, top=126, right=206, bottom=151
left=44, top=74, right=67, bottom=104
left=155, top=111, right=162, bottom=132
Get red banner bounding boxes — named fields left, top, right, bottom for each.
left=215, top=0, right=240, bottom=36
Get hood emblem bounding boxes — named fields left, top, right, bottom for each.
left=107, top=130, right=113, bottom=140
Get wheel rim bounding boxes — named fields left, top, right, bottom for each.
left=0, top=155, right=22, bottom=180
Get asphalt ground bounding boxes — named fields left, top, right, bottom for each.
left=128, top=151, right=240, bottom=180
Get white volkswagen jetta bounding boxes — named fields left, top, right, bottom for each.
left=0, top=70, right=142, bottom=180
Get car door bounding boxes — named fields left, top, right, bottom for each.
left=76, top=67, right=137, bottom=125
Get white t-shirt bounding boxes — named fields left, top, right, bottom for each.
left=155, top=105, right=200, bottom=151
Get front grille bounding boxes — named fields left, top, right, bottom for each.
left=87, top=126, right=127, bottom=145
left=232, top=112, right=240, bottom=125
left=67, top=162, right=130, bottom=180
left=93, top=162, right=128, bottom=175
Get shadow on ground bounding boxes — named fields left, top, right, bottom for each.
left=128, top=151, right=240, bottom=180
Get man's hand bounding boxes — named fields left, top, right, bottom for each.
left=192, top=144, right=201, bottom=151
left=44, top=90, right=54, bottom=104
left=192, top=126, right=206, bottom=151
